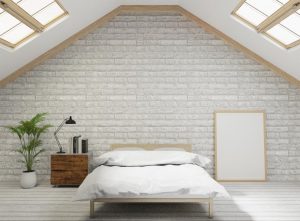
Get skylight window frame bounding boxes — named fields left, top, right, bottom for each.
left=232, top=0, right=268, bottom=29
left=232, top=0, right=300, bottom=49
left=264, top=22, right=300, bottom=48
left=0, top=0, right=68, bottom=48
left=42, top=1, right=68, bottom=28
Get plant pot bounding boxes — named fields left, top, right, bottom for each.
left=20, top=171, right=37, bottom=189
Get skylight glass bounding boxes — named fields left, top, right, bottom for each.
left=236, top=3, right=267, bottom=26
left=246, top=0, right=283, bottom=16
left=0, top=10, right=34, bottom=45
left=13, top=0, right=66, bottom=26
left=0, top=0, right=67, bottom=48
left=267, top=24, right=300, bottom=45
left=1, top=23, right=34, bottom=44
left=235, top=0, right=285, bottom=26
left=13, top=0, right=53, bottom=15
left=33, top=1, right=65, bottom=25
left=233, top=0, right=300, bottom=48
left=266, top=11, right=300, bottom=47
left=0, top=11, right=20, bottom=35
left=280, top=12, right=300, bottom=36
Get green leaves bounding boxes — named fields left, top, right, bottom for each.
left=4, top=113, right=52, bottom=172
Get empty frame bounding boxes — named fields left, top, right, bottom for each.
left=215, top=111, right=267, bottom=181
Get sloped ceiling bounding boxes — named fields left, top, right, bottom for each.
left=0, top=0, right=299, bottom=83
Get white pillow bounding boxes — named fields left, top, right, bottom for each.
left=93, top=151, right=210, bottom=168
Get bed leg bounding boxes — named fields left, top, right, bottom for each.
left=90, top=200, right=95, bottom=218
left=208, top=198, right=213, bottom=218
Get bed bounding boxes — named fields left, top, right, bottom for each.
left=74, top=144, right=229, bottom=218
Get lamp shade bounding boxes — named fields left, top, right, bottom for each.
left=66, top=116, right=76, bottom=124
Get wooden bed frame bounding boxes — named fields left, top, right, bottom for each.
left=90, top=144, right=214, bottom=218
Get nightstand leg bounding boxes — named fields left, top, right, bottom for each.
left=90, top=200, right=95, bottom=218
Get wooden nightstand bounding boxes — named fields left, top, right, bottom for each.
left=51, top=154, right=89, bottom=186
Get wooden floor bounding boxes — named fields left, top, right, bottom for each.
left=0, top=182, right=299, bottom=221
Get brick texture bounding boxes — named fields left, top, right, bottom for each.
left=0, top=12, right=299, bottom=181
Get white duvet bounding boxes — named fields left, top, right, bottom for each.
left=74, top=151, right=229, bottom=200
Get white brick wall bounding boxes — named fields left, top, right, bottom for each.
left=0, top=11, right=299, bottom=181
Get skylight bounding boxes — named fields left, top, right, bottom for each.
left=235, top=3, right=267, bottom=26
left=233, top=0, right=300, bottom=49
left=0, top=0, right=67, bottom=48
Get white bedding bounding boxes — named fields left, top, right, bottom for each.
left=74, top=151, right=229, bottom=201
left=75, top=151, right=228, bottom=200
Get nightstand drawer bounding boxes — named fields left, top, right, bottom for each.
left=51, top=155, right=88, bottom=171
left=51, top=154, right=90, bottom=186
left=51, top=170, right=87, bottom=185
left=51, top=170, right=73, bottom=185
left=72, top=170, right=88, bottom=184
left=72, top=155, right=88, bottom=170
left=51, top=155, right=72, bottom=170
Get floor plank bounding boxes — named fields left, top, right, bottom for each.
left=0, top=182, right=299, bottom=221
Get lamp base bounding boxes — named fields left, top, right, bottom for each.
left=56, top=151, right=65, bottom=154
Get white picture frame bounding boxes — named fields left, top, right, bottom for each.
left=214, top=110, right=267, bottom=181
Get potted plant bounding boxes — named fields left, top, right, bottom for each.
left=5, top=113, right=52, bottom=188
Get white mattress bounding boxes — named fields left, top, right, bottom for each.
left=74, top=164, right=229, bottom=200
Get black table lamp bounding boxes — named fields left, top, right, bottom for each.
left=54, top=116, right=76, bottom=154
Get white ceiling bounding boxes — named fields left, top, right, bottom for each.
left=0, top=0, right=299, bottom=82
